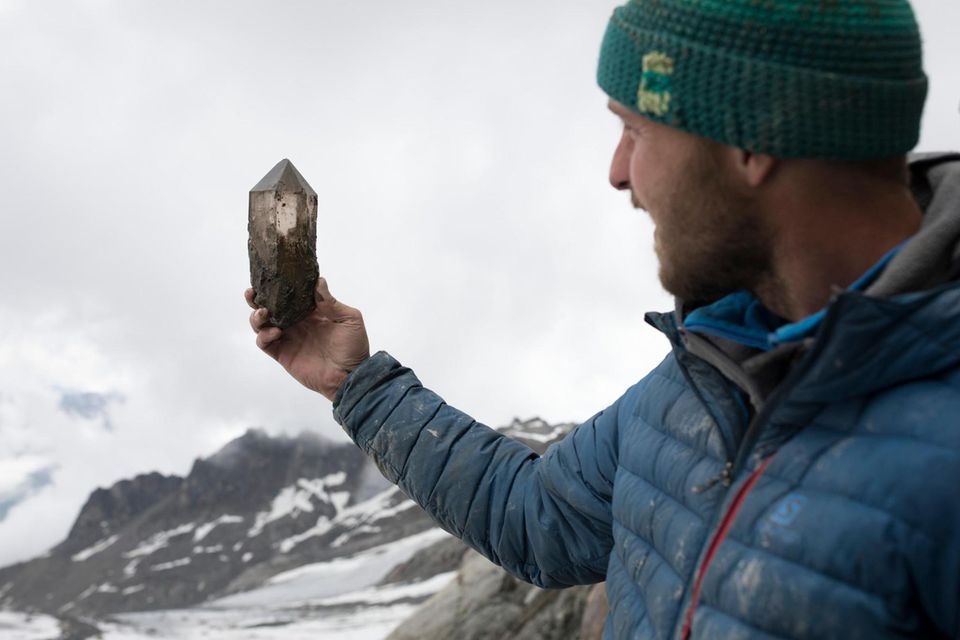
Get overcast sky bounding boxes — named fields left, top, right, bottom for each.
left=0, top=0, right=958, bottom=566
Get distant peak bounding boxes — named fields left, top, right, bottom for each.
left=202, top=428, right=339, bottom=470
left=250, top=158, right=316, bottom=195
left=227, top=427, right=334, bottom=448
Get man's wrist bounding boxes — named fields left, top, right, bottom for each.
left=320, top=367, right=352, bottom=402
left=331, top=351, right=408, bottom=427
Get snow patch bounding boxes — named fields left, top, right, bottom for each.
left=193, top=514, right=243, bottom=542
left=277, top=517, right=332, bottom=553
left=95, top=527, right=456, bottom=640
left=71, top=534, right=120, bottom=562
left=123, top=558, right=140, bottom=578
left=102, top=602, right=421, bottom=639
left=192, top=544, right=223, bottom=554
left=150, top=557, right=191, bottom=572
left=331, top=525, right=381, bottom=548
left=276, top=486, right=414, bottom=553
left=124, top=523, right=195, bottom=558
left=317, top=570, right=456, bottom=606
left=499, top=418, right=572, bottom=443
left=221, top=527, right=452, bottom=607
left=508, top=425, right=569, bottom=443
left=77, top=584, right=98, bottom=601
left=322, top=471, right=347, bottom=486
left=0, top=611, right=60, bottom=638
left=248, top=476, right=350, bottom=537
left=122, top=584, right=145, bottom=596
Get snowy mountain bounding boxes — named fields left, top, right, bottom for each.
left=0, top=429, right=429, bottom=616
left=0, top=418, right=581, bottom=639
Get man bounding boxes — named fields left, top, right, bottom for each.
left=248, top=1, right=960, bottom=638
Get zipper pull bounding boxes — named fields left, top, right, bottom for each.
left=691, top=461, right=733, bottom=495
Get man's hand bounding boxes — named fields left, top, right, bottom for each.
left=246, top=278, right=370, bottom=402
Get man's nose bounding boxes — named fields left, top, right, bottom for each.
left=609, top=130, right=631, bottom=191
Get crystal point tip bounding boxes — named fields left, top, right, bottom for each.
left=250, top=158, right=316, bottom=195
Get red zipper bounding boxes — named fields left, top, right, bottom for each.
left=681, top=456, right=774, bottom=640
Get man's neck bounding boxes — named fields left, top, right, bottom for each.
left=754, top=173, right=922, bottom=322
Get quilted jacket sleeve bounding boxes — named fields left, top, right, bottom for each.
left=332, top=351, right=622, bottom=588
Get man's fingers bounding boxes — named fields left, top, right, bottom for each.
left=246, top=289, right=274, bottom=334
left=256, top=326, right=282, bottom=350
left=249, top=307, right=270, bottom=333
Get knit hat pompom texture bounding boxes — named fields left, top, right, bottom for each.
left=597, top=0, right=928, bottom=160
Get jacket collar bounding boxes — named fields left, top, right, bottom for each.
left=647, top=280, right=960, bottom=405
left=784, top=283, right=960, bottom=404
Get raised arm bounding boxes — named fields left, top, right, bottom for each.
left=333, top=351, right=621, bottom=587
left=247, top=280, right=620, bottom=587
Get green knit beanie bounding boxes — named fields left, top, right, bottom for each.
left=597, top=0, right=928, bottom=160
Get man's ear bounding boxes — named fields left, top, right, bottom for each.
left=735, top=149, right=778, bottom=188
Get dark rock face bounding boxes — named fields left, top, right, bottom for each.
left=387, top=551, right=595, bottom=640
left=379, top=535, right=469, bottom=586
left=248, top=158, right=319, bottom=328
left=64, top=473, right=183, bottom=552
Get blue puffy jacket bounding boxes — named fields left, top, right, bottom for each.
left=333, top=155, right=960, bottom=639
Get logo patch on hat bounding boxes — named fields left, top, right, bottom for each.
left=638, top=51, right=674, bottom=117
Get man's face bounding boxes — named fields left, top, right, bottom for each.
left=607, top=100, right=774, bottom=303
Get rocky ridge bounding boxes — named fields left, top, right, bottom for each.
left=0, top=418, right=609, bottom=639
left=0, top=429, right=425, bottom=617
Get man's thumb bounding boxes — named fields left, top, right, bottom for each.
left=314, top=277, right=361, bottom=321
left=315, top=277, right=336, bottom=307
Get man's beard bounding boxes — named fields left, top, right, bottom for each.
left=640, top=155, right=774, bottom=305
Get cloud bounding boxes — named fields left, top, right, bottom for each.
left=58, top=390, right=125, bottom=431
left=0, top=460, right=57, bottom=523
left=0, top=0, right=957, bottom=568
left=0, top=314, right=253, bottom=566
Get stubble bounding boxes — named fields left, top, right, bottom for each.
left=647, top=152, right=775, bottom=305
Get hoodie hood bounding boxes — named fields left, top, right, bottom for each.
left=868, top=152, right=960, bottom=296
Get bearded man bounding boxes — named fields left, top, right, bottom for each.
left=248, top=1, right=960, bottom=637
